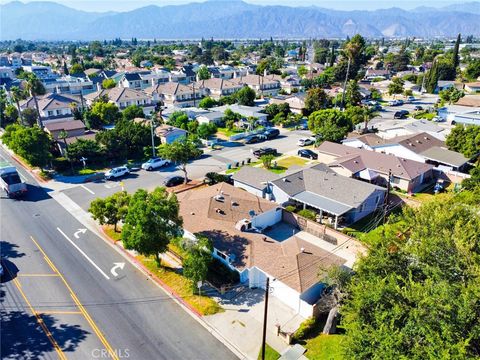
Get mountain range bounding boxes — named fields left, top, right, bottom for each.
left=1, top=0, right=479, bottom=40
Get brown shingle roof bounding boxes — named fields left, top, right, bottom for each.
left=177, top=183, right=346, bottom=292
left=389, top=132, right=445, bottom=154
left=44, top=120, right=85, bottom=132
left=317, top=141, right=433, bottom=180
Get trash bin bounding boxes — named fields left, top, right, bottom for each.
left=227, top=164, right=231, bottom=170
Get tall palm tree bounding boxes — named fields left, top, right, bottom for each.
left=24, top=74, right=45, bottom=128
left=361, top=106, right=378, bottom=134
left=10, top=86, right=24, bottom=123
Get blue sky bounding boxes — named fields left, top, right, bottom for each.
left=1, top=0, right=472, bottom=12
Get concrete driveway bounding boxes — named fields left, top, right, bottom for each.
left=205, top=287, right=305, bottom=360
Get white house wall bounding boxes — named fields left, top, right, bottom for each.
left=233, top=181, right=265, bottom=198
left=374, top=144, right=425, bottom=163
left=271, top=185, right=290, bottom=204
left=251, top=207, right=283, bottom=229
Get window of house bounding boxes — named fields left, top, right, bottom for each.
left=390, top=176, right=401, bottom=184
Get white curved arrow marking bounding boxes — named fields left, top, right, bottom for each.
left=110, top=262, right=125, bottom=277
left=74, top=228, right=87, bottom=239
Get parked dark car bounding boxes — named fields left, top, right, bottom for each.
left=244, top=135, right=264, bottom=144
left=263, top=128, right=280, bottom=140
left=297, top=149, right=318, bottom=160
left=253, top=147, right=278, bottom=158
left=414, top=105, right=424, bottom=111
left=163, top=175, right=185, bottom=187
left=394, top=110, right=409, bottom=119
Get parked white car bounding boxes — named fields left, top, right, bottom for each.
left=141, top=157, right=170, bottom=171
left=105, top=166, right=130, bottom=180
left=297, top=138, right=315, bottom=147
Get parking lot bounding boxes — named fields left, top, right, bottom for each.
left=61, top=128, right=312, bottom=211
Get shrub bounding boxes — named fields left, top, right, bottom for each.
left=292, top=317, right=317, bottom=341
left=285, top=205, right=296, bottom=213
left=298, top=209, right=316, bottom=221
left=52, top=157, right=70, bottom=172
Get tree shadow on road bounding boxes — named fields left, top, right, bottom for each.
left=0, top=310, right=90, bottom=359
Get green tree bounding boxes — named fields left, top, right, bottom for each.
left=10, top=86, right=25, bottom=123
left=102, top=79, right=116, bottom=89
left=96, top=119, right=150, bottom=160
left=341, top=197, right=480, bottom=359
left=446, top=124, right=480, bottom=158
left=197, top=66, right=210, bottom=80
left=21, top=108, right=38, bottom=127
left=261, top=154, right=275, bottom=169
left=1, top=124, right=51, bottom=168
left=197, top=122, right=217, bottom=140
left=90, top=100, right=121, bottom=126
left=183, top=238, right=213, bottom=293
left=304, top=88, right=331, bottom=115
left=297, top=65, right=308, bottom=78
left=388, top=77, right=405, bottom=98
left=122, top=187, right=182, bottom=265
left=122, top=105, right=145, bottom=120
left=89, top=191, right=131, bottom=232
left=167, top=111, right=189, bottom=130
left=452, top=33, right=461, bottom=69
left=308, top=109, right=352, bottom=143
left=66, top=138, right=104, bottom=163
left=439, top=87, right=464, bottom=105
left=198, top=97, right=217, bottom=109
left=426, top=59, right=439, bottom=94
left=158, top=137, right=203, bottom=183
left=3, top=104, right=19, bottom=124
left=70, top=63, right=84, bottom=75
left=345, top=80, right=362, bottom=107
left=24, top=74, right=45, bottom=127
left=236, top=86, right=256, bottom=106
left=464, top=59, right=480, bottom=81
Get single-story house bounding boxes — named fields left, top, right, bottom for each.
left=232, top=166, right=279, bottom=198
left=317, top=141, right=434, bottom=193
left=464, top=82, right=480, bottom=94
left=373, top=119, right=449, bottom=141
left=44, top=119, right=86, bottom=140
left=270, top=164, right=386, bottom=229
left=177, top=183, right=347, bottom=317
left=371, top=132, right=445, bottom=162
left=342, top=133, right=387, bottom=151
left=420, top=146, right=470, bottom=171
left=155, top=125, right=187, bottom=144
left=213, top=104, right=268, bottom=122
left=196, top=111, right=225, bottom=126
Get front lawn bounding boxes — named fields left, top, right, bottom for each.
left=293, top=316, right=345, bottom=360
left=137, top=255, right=223, bottom=316
left=257, top=344, right=280, bottom=360
left=276, top=156, right=309, bottom=168
left=217, top=127, right=245, bottom=138
left=103, top=225, right=122, bottom=242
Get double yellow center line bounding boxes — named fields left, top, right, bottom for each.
left=27, top=235, right=119, bottom=360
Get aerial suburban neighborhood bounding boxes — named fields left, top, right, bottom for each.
left=1, top=0, right=480, bottom=359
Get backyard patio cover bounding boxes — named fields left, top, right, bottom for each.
left=292, top=191, right=353, bottom=216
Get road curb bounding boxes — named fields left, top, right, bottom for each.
left=98, top=227, right=249, bottom=360
left=0, top=142, right=47, bottom=184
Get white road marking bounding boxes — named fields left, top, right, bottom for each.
left=56, top=227, right=110, bottom=280
left=73, top=228, right=87, bottom=239
left=80, top=184, right=95, bottom=195
left=110, top=262, right=125, bottom=277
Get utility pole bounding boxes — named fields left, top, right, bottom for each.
left=340, top=57, right=351, bottom=111
left=261, top=277, right=270, bottom=360
left=383, top=169, right=392, bottom=225
left=150, top=119, right=156, bottom=158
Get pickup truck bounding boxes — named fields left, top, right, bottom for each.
left=0, top=166, right=27, bottom=198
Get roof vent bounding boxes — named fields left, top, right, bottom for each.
left=231, top=201, right=238, bottom=206
left=424, top=136, right=429, bottom=140
left=282, top=178, right=288, bottom=182
left=354, top=160, right=358, bottom=164
left=214, top=194, right=225, bottom=202
left=300, top=247, right=305, bottom=253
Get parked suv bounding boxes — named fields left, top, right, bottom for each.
left=141, top=157, right=170, bottom=171
left=105, top=166, right=130, bottom=180
left=253, top=147, right=278, bottom=158
left=263, top=128, right=280, bottom=140
left=394, top=110, right=410, bottom=119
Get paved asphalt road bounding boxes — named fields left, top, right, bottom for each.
left=62, top=129, right=311, bottom=211
left=0, top=148, right=237, bottom=360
